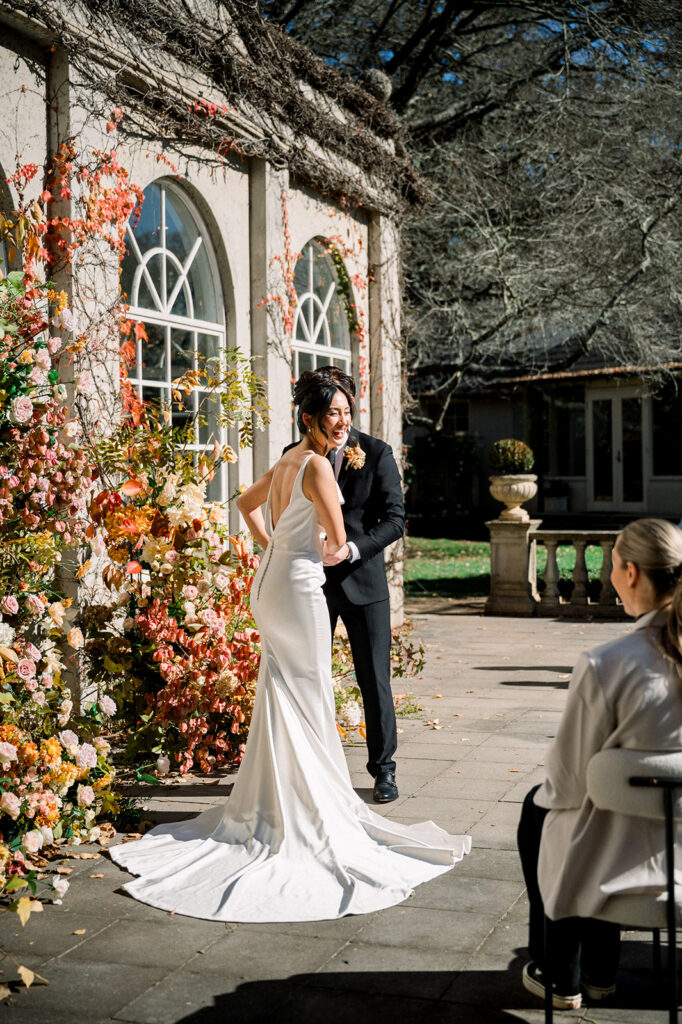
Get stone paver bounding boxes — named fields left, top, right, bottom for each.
left=0, top=610, right=672, bottom=1023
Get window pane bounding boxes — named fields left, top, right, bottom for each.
left=653, top=386, right=682, bottom=475
left=173, top=390, right=196, bottom=437
left=171, top=328, right=194, bottom=380
left=121, top=183, right=161, bottom=300
left=207, top=471, right=223, bottom=503
left=197, top=391, right=221, bottom=446
left=556, top=391, right=586, bottom=475
left=138, top=322, right=167, bottom=382
left=622, top=398, right=643, bottom=502
left=298, top=350, right=314, bottom=374
left=142, top=385, right=169, bottom=421
left=198, top=333, right=221, bottom=369
left=592, top=400, right=613, bottom=501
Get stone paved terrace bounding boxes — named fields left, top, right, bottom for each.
left=0, top=609, right=674, bottom=1024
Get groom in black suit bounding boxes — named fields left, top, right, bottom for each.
left=316, top=367, right=405, bottom=803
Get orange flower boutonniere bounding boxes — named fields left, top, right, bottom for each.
left=344, top=444, right=366, bottom=470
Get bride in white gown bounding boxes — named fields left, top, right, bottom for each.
left=110, top=376, right=471, bottom=921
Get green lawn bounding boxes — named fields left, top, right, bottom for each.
left=404, top=537, right=605, bottom=600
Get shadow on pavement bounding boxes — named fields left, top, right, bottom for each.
left=172, top=952, right=667, bottom=1024
left=474, top=666, right=573, bottom=674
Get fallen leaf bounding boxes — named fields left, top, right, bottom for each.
left=54, top=867, right=72, bottom=875
left=432, top=694, right=442, bottom=698
left=89, top=873, right=104, bottom=878
left=396, top=727, right=403, bottom=734
left=17, top=966, right=34, bottom=988
left=15, top=897, right=43, bottom=927
left=0, top=983, right=10, bottom=999
left=508, top=768, right=519, bottom=773
left=72, top=929, right=87, bottom=935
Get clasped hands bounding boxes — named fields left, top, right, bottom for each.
left=322, top=541, right=350, bottom=567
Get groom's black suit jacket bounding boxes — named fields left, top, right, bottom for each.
left=284, top=429, right=405, bottom=605
left=325, top=429, right=405, bottom=606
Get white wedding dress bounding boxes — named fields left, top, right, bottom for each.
left=110, top=454, right=471, bottom=921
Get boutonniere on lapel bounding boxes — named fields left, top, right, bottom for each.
left=344, top=443, right=366, bottom=470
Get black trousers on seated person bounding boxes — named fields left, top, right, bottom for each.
left=518, top=785, right=620, bottom=993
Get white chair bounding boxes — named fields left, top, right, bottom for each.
left=542, top=748, right=682, bottom=1024
left=588, top=749, right=682, bottom=1023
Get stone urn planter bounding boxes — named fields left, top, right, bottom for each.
left=489, top=474, right=538, bottom=521
left=488, top=439, right=537, bottom=522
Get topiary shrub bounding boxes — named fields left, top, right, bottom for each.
left=488, top=438, right=534, bottom=474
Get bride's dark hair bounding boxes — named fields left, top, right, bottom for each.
left=293, top=367, right=355, bottom=444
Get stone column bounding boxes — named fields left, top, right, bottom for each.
left=485, top=519, right=541, bottom=616
left=368, top=212, right=403, bottom=626
left=249, top=158, right=292, bottom=479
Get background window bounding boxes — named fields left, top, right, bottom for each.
left=121, top=181, right=227, bottom=501
left=555, top=388, right=586, bottom=476
left=293, top=240, right=352, bottom=379
left=652, top=384, right=682, bottom=476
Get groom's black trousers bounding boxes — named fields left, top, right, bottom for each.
left=326, top=589, right=397, bottom=778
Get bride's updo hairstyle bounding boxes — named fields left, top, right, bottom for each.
left=617, top=518, right=682, bottom=674
left=293, top=367, right=355, bottom=447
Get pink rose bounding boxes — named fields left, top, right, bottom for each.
left=76, top=743, right=97, bottom=769
left=165, top=551, right=180, bottom=566
left=0, top=791, right=21, bottom=819
left=75, top=371, right=93, bottom=396
left=29, top=366, right=47, bottom=386
left=34, top=349, right=51, bottom=370
left=98, top=695, right=116, bottom=717
left=17, top=659, right=37, bottom=679
left=1, top=596, right=19, bottom=615
left=23, top=829, right=44, bottom=853
left=24, top=678, right=38, bottom=692
left=25, top=594, right=44, bottom=616
left=55, top=308, right=76, bottom=333
left=47, top=336, right=62, bottom=355
left=25, top=642, right=41, bottom=661
left=32, top=690, right=46, bottom=707
left=59, top=729, right=79, bottom=750
left=76, top=784, right=95, bottom=807
left=9, top=396, right=33, bottom=424
left=182, top=585, right=198, bottom=601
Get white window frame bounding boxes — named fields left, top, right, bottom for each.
left=124, top=180, right=228, bottom=501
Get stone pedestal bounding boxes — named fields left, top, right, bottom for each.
left=485, top=518, right=541, bottom=617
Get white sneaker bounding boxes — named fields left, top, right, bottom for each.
left=522, top=961, right=582, bottom=1011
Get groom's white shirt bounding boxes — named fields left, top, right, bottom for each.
left=330, top=433, right=359, bottom=563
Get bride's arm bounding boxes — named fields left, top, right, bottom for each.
left=236, top=467, right=275, bottom=550
left=303, top=456, right=347, bottom=557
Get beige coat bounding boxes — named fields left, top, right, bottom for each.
left=535, top=609, right=682, bottom=920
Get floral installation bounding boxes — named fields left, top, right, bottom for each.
left=82, top=358, right=268, bottom=776
left=343, top=443, right=366, bottom=470
left=0, top=215, right=118, bottom=934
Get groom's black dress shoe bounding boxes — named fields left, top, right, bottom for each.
left=373, top=770, right=399, bottom=803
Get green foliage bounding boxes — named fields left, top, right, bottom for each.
left=488, top=439, right=534, bottom=474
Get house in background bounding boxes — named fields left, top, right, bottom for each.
left=406, top=356, right=682, bottom=536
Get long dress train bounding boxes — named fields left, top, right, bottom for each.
left=110, top=455, right=471, bottom=921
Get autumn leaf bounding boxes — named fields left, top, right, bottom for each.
left=0, top=983, right=10, bottom=999
left=15, top=897, right=43, bottom=927
left=72, top=929, right=86, bottom=935
left=17, top=966, right=34, bottom=989
left=89, top=873, right=104, bottom=878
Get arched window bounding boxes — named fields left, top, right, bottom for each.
left=121, top=180, right=227, bottom=500
left=293, top=240, right=353, bottom=381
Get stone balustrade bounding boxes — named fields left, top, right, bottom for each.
left=532, top=529, right=624, bottom=618
left=486, top=519, right=626, bottom=618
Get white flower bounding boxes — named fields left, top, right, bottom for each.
left=51, top=875, right=70, bottom=902
left=55, top=308, right=77, bottom=332
left=88, top=826, right=101, bottom=842
left=338, top=700, right=362, bottom=729
left=98, top=695, right=116, bottom=717
left=59, top=729, right=79, bottom=757
left=0, top=742, right=17, bottom=765
left=156, top=754, right=170, bottom=775
left=23, top=829, right=44, bottom=854
left=0, top=622, right=15, bottom=645
left=38, top=825, right=54, bottom=845
left=63, top=420, right=82, bottom=439
left=75, top=371, right=93, bottom=396
left=158, top=472, right=179, bottom=508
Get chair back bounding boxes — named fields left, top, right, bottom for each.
left=586, top=748, right=682, bottom=820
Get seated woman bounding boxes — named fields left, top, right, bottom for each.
left=518, top=518, right=682, bottom=1010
